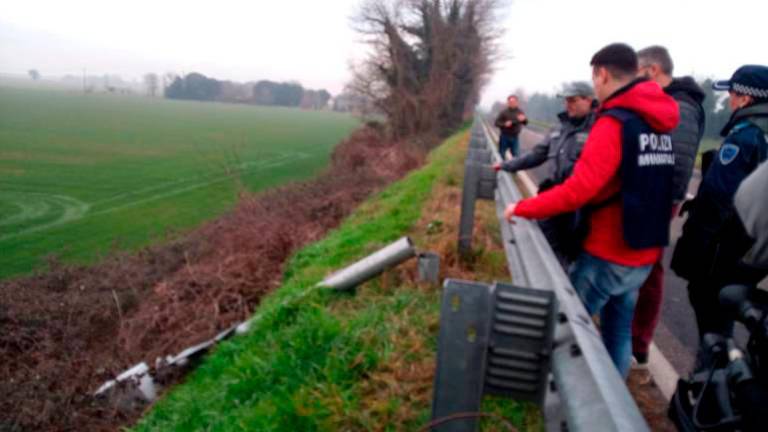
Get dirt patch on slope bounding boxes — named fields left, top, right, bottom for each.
left=0, top=125, right=431, bottom=431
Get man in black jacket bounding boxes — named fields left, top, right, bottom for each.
left=631, top=46, right=706, bottom=369
left=493, top=81, right=596, bottom=266
left=494, top=95, right=528, bottom=158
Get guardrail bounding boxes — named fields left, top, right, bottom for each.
left=431, top=119, right=650, bottom=431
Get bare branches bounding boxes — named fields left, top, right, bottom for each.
left=350, top=0, right=506, bottom=138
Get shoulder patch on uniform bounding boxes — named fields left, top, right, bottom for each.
left=575, top=132, right=588, bottom=143
left=719, top=143, right=740, bottom=165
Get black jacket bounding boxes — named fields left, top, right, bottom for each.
left=665, top=77, right=706, bottom=202
left=494, top=107, right=528, bottom=137
left=671, top=102, right=768, bottom=282
left=500, top=110, right=596, bottom=185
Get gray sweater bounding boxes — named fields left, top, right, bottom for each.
left=735, top=160, right=768, bottom=268
left=665, top=77, right=706, bottom=203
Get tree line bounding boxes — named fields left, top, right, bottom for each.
left=160, top=72, right=332, bottom=109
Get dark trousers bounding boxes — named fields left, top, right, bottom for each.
left=631, top=206, right=679, bottom=360
left=498, top=134, right=520, bottom=159
left=688, top=278, right=736, bottom=339
left=631, top=258, right=665, bottom=360
left=688, top=265, right=766, bottom=346
left=538, top=216, right=575, bottom=270
left=686, top=265, right=767, bottom=371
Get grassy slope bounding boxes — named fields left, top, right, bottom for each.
left=132, top=128, right=541, bottom=431
left=0, top=86, right=358, bottom=278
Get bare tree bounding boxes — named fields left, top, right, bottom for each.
left=349, top=0, right=506, bottom=139
left=162, top=72, right=179, bottom=96
left=143, top=73, right=159, bottom=97
left=28, top=69, right=41, bottom=81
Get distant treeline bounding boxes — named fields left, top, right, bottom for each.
left=165, top=72, right=331, bottom=109
left=498, top=78, right=731, bottom=140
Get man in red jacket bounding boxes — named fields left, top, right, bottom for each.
left=504, top=43, right=680, bottom=377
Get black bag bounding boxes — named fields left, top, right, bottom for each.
left=671, top=219, right=721, bottom=282
left=537, top=178, right=555, bottom=193
left=669, top=374, right=740, bottom=432
left=536, top=178, right=587, bottom=263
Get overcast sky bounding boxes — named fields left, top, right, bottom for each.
left=2, top=0, right=767, bottom=107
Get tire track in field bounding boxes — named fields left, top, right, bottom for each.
left=0, top=192, right=90, bottom=232
left=0, top=152, right=307, bottom=242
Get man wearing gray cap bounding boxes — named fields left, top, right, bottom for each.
left=493, top=81, right=597, bottom=265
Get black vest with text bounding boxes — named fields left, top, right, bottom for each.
left=602, top=108, right=675, bottom=249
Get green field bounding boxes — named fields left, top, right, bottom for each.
left=0, top=85, right=358, bottom=278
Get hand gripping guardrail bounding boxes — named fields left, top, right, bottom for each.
left=430, top=119, right=650, bottom=432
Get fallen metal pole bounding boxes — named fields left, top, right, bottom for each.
left=318, top=236, right=417, bottom=291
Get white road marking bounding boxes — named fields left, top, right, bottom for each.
left=648, top=342, right=680, bottom=400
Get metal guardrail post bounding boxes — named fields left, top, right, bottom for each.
left=432, top=279, right=557, bottom=432
left=458, top=140, right=496, bottom=257
left=458, top=160, right=481, bottom=256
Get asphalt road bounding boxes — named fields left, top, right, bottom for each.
left=514, top=127, right=750, bottom=376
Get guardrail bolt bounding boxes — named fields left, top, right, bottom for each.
left=558, top=312, right=568, bottom=323
left=570, top=344, right=582, bottom=358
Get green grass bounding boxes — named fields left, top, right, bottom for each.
left=131, top=128, right=537, bottom=431
left=0, top=85, right=358, bottom=278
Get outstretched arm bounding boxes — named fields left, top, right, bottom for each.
left=500, top=138, right=550, bottom=172
left=512, top=118, right=622, bottom=220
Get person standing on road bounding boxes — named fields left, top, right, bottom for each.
left=671, top=65, right=768, bottom=366
left=494, top=95, right=528, bottom=158
left=504, top=43, right=680, bottom=377
left=630, top=46, right=706, bottom=369
left=493, top=82, right=597, bottom=266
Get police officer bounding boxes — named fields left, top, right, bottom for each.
left=671, top=65, right=768, bottom=363
left=493, top=81, right=596, bottom=265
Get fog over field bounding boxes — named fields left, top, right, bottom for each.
left=2, top=0, right=767, bottom=106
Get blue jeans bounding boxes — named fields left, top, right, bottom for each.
left=498, top=134, right=519, bottom=159
left=569, top=253, right=652, bottom=377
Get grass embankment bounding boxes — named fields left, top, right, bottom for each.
left=132, top=128, right=541, bottom=431
left=0, top=86, right=358, bottom=278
